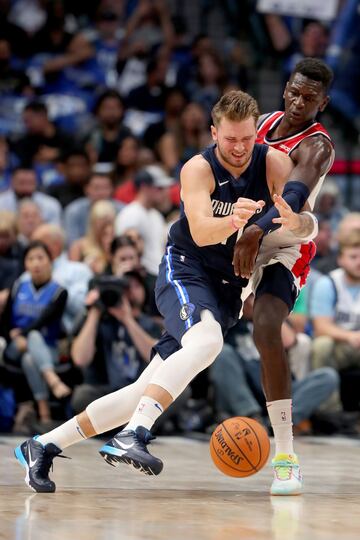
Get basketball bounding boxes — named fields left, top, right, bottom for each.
left=210, top=416, right=270, bottom=477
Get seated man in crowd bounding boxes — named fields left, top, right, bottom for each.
left=311, top=229, right=360, bottom=387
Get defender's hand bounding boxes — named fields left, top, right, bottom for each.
left=233, top=224, right=264, bottom=279
left=272, top=194, right=301, bottom=232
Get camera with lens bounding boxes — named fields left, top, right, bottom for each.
left=91, top=275, right=129, bottom=309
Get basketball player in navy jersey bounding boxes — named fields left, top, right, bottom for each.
left=232, top=58, right=334, bottom=495
left=15, top=90, right=318, bottom=494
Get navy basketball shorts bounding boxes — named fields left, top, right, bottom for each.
left=153, top=246, right=243, bottom=360
left=254, top=262, right=298, bottom=312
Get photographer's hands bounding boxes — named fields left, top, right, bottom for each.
left=108, top=297, right=133, bottom=324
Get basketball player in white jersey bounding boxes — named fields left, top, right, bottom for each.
left=232, top=58, right=334, bottom=495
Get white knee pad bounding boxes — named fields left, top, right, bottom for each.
left=149, top=310, right=223, bottom=399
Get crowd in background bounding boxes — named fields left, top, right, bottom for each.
left=0, top=0, right=359, bottom=438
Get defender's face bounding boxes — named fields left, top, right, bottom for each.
left=284, top=73, right=329, bottom=126
left=211, top=117, right=257, bottom=170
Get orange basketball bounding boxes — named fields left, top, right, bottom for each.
left=210, top=416, right=270, bottom=477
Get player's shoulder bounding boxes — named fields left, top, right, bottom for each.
left=257, top=111, right=282, bottom=129
left=296, top=132, right=333, bottom=161
left=181, top=153, right=212, bottom=176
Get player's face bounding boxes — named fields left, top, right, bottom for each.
left=211, top=117, right=257, bottom=171
left=338, top=247, right=360, bottom=281
left=283, top=73, right=329, bottom=127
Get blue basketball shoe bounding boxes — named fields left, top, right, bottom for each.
left=99, top=426, right=163, bottom=475
left=14, top=437, right=67, bottom=492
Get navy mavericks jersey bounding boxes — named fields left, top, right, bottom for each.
left=168, top=143, right=272, bottom=284
left=11, top=278, right=63, bottom=346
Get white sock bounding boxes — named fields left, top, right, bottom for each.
left=37, top=417, right=87, bottom=450
left=126, top=396, right=164, bottom=431
left=266, top=399, right=294, bottom=455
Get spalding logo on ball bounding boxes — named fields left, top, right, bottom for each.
left=210, top=416, right=270, bottom=477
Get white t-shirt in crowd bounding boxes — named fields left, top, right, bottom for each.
left=115, top=201, right=167, bottom=276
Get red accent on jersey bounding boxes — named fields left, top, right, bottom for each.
left=291, top=241, right=316, bottom=287
left=256, top=111, right=333, bottom=155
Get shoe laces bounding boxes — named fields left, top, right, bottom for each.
left=134, top=427, right=156, bottom=448
left=36, top=449, right=70, bottom=478
left=273, top=459, right=299, bottom=481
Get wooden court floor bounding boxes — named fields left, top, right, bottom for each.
left=1, top=435, right=360, bottom=540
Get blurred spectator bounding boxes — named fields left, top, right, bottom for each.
left=122, top=0, right=174, bottom=57
left=337, top=212, right=360, bottom=237
left=156, top=102, right=212, bottom=176
left=85, top=90, right=132, bottom=163
left=46, top=149, right=91, bottom=208
left=85, top=7, right=125, bottom=87
left=113, top=135, right=142, bottom=204
left=188, top=51, right=228, bottom=119
left=127, top=51, right=169, bottom=115
left=11, top=101, right=75, bottom=168
left=165, top=15, right=192, bottom=87
left=176, top=33, right=217, bottom=94
left=265, top=16, right=330, bottom=83
left=314, top=180, right=348, bottom=234
left=0, top=210, right=24, bottom=313
left=69, top=200, right=116, bottom=274
left=16, top=199, right=43, bottom=247
left=115, top=165, right=174, bottom=282
left=64, top=172, right=123, bottom=246
left=0, top=137, right=18, bottom=192
left=311, top=229, right=360, bottom=381
left=325, top=0, right=360, bottom=133
left=70, top=270, right=162, bottom=413
left=0, top=240, right=69, bottom=428
left=30, top=3, right=95, bottom=85
left=0, top=39, right=33, bottom=96
left=142, top=87, right=187, bottom=156
left=32, top=1, right=73, bottom=55
left=109, top=235, right=143, bottom=277
left=8, top=0, right=47, bottom=35
left=311, top=219, right=337, bottom=274
left=0, top=168, right=62, bottom=224
left=0, top=0, right=31, bottom=58
left=32, top=224, right=92, bottom=334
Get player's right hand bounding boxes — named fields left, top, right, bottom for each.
left=232, top=198, right=265, bottom=229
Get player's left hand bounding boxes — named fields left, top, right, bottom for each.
left=233, top=224, right=264, bottom=279
left=272, top=194, right=301, bottom=232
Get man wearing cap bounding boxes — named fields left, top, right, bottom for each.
left=114, top=164, right=175, bottom=287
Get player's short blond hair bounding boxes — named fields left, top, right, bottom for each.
left=338, top=228, right=360, bottom=254
left=211, top=90, right=260, bottom=127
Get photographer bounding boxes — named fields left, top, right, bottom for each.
left=70, top=265, right=162, bottom=414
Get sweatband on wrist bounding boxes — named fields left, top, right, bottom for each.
left=255, top=180, right=310, bottom=235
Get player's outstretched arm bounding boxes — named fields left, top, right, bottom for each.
left=253, top=137, right=333, bottom=236
left=272, top=195, right=318, bottom=240
left=181, top=156, right=264, bottom=247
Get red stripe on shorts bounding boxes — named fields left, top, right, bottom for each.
left=291, top=241, right=316, bottom=287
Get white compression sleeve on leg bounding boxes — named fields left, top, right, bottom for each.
left=85, top=354, right=163, bottom=434
left=149, top=310, right=223, bottom=400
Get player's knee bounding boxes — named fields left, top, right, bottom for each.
left=183, top=315, right=223, bottom=369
